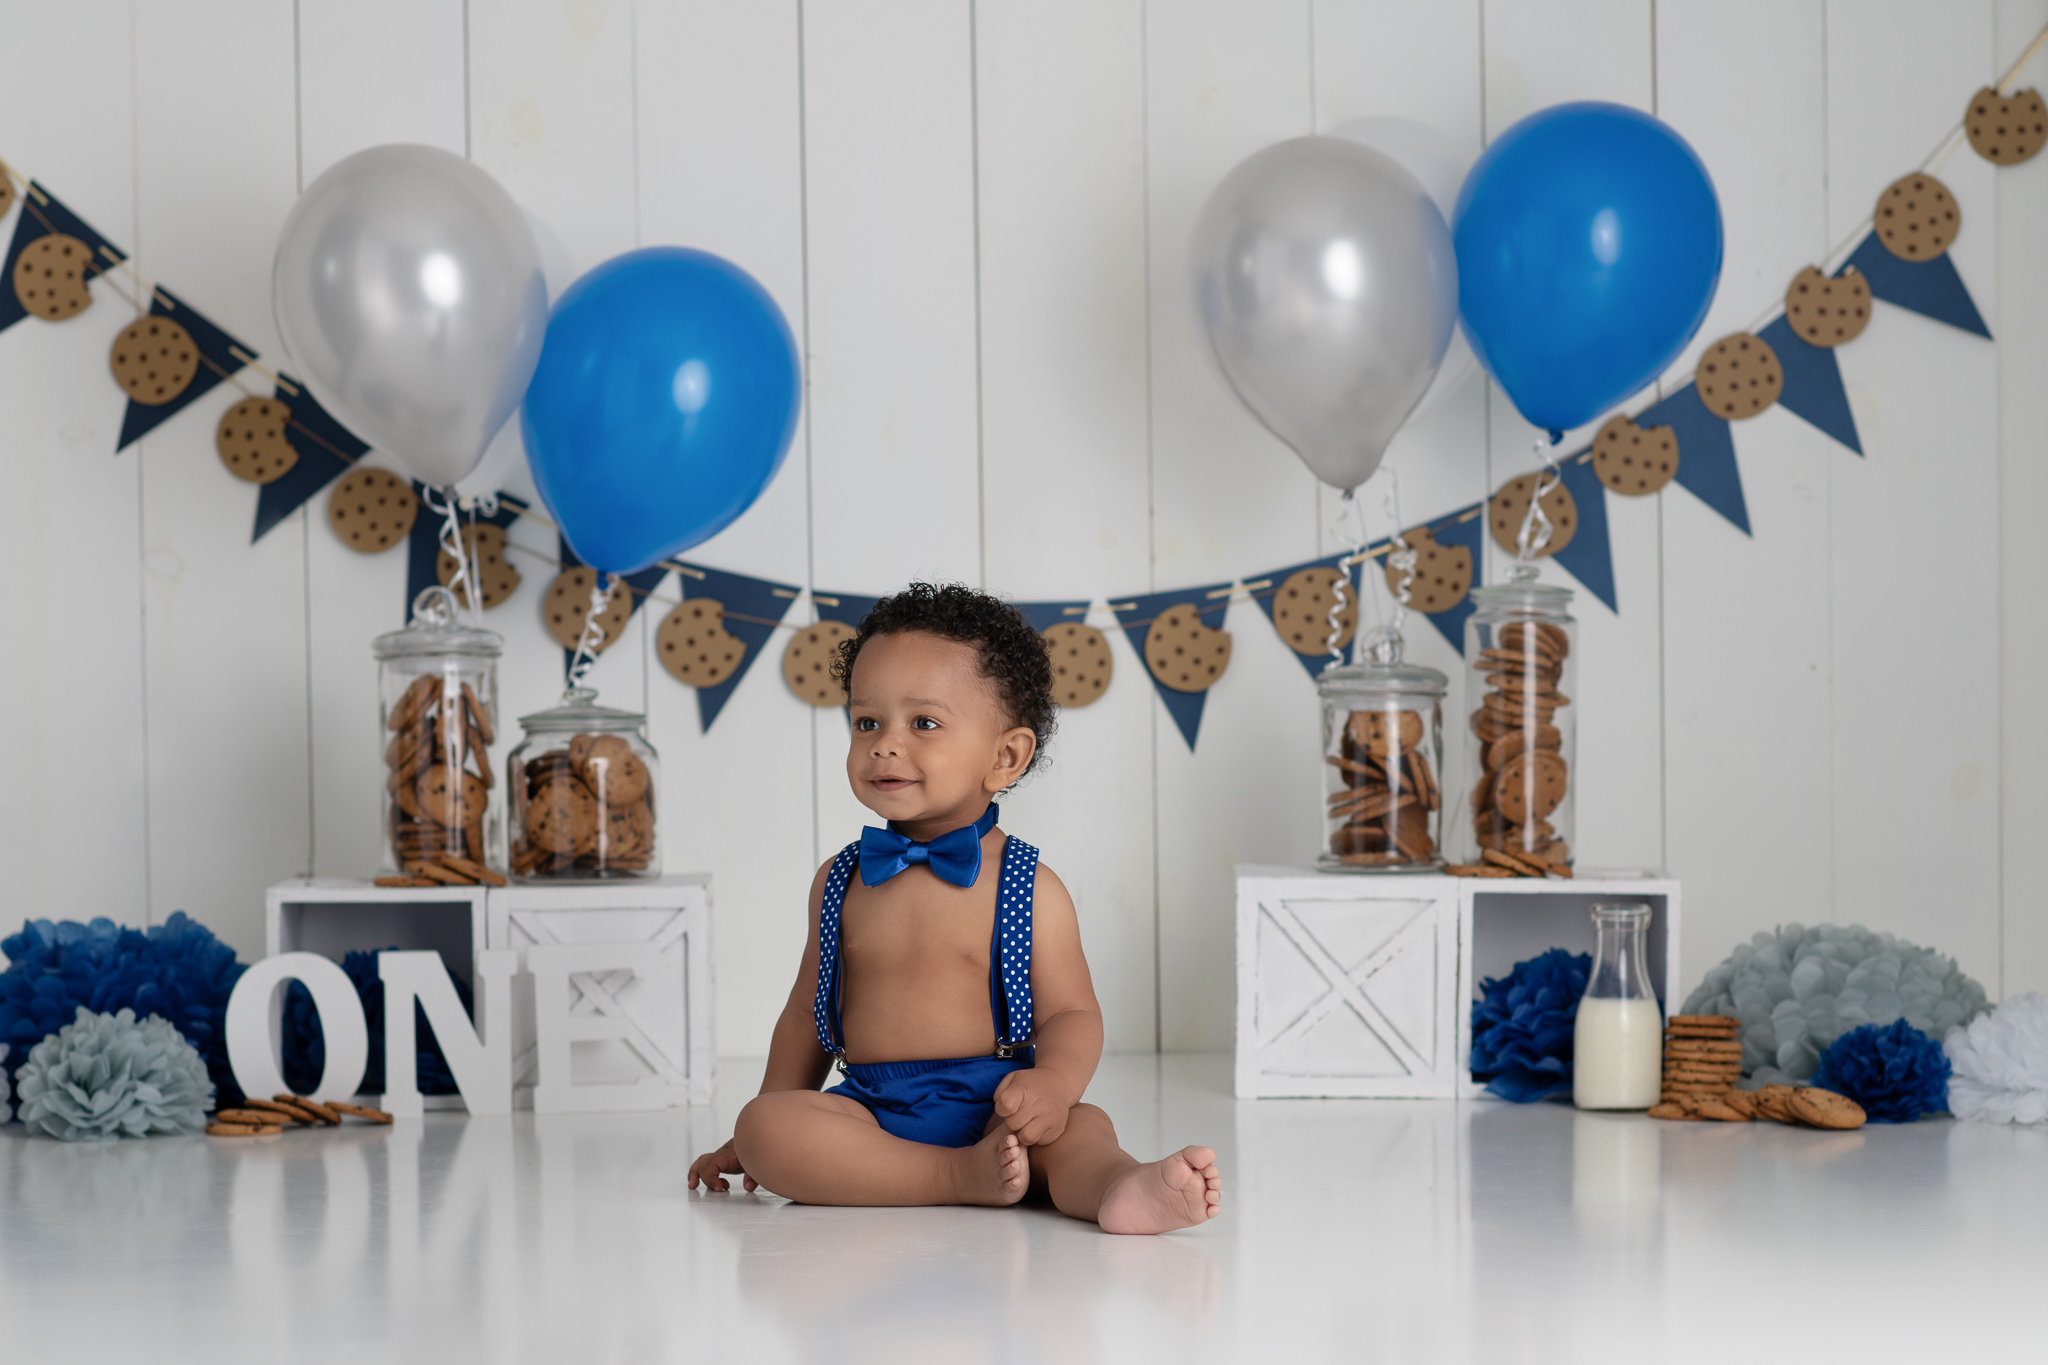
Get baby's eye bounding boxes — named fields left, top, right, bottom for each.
left=912, top=716, right=939, bottom=731
left=854, top=716, right=879, bottom=732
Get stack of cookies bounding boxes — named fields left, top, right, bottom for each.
left=207, top=1094, right=394, bottom=1137
left=514, top=732, right=658, bottom=879
left=1659, top=1013, right=1743, bottom=1102
left=1326, top=708, right=1440, bottom=867
left=381, top=673, right=505, bottom=887
left=1652, top=1082, right=1868, bottom=1129
left=1468, top=620, right=1572, bottom=870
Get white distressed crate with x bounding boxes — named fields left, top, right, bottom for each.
left=486, top=874, right=714, bottom=1111
left=1235, top=866, right=1462, bottom=1098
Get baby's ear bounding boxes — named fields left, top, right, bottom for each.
left=986, top=726, right=1037, bottom=792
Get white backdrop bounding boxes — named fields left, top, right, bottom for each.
left=1, top=0, right=2042, bottom=1057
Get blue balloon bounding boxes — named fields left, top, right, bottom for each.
left=1454, top=102, right=1722, bottom=437
left=522, top=246, right=801, bottom=575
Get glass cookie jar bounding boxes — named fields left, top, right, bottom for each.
left=373, top=586, right=505, bottom=878
left=1317, top=630, right=1447, bottom=872
left=508, top=689, right=661, bottom=881
left=1459, top=567, right=1577, bottom=871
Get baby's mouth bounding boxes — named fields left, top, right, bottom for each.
left=870, top=776, right=917, bottom=792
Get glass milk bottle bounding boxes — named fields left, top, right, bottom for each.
left=1573, top=903, right=1663, bottom=1110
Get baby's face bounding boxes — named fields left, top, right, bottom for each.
left=845, top=630, right=1034, bottom=831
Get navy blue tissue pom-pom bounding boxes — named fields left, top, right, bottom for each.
left=0, top=913, right=245, bottom=1107
left=1813, top=1018, right=1950, bottom=1123
left=1470, top=948, right=1592, bottom=1103
left=280, top=949, right=472, bottom=1097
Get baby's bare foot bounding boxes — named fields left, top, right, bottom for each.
left=1097, top=1146, right=1222, bottom=1234
left=952, top=1128, right=1029, bottom=1206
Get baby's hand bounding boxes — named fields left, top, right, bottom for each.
left=688, top=1139, right=756, bottom=1193
left=992, top=1070, right=1077, bottom=1146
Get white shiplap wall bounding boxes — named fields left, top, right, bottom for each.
left=0, top=0, right=2041, bottom=1057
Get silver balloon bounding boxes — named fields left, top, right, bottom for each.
left=273, top=144, right=548, bottom=488
left=1191, top=136, right=1457, bottom=491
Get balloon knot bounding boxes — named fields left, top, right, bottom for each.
left=1546, top=428, right=1565, bottom=446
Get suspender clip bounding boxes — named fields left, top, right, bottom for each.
left=993, top=1041, right=1015, bottom=1060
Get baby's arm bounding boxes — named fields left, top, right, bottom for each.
left=990, top=862, right=1103, bottom=1145
left=688, top=861, right=837, bottom=1191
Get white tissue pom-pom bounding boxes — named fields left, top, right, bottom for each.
left=1, top=1041, right=10, bottom=1123
left=1682, top=923, right=1990, bottom=1086
left=1945, top=993, right=2048, bottom=1125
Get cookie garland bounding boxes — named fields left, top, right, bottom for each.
left=1694, top=331, right=1782, bottom=422
left=438, top=523, right=521, bottom=611
left=1143, top=603, right=1231, bottom=693
left=1487, top=472, right=1577, bottom=559
left=1041, top=621, right=1112, bottom=708
left=109, top=315, right=200, bottom=406
left=1590, top=414, right=1678, bottom=496
left=1874, top=172, right=1960, bottom=261
left=1964, top=85, right=2047, bottom=165
left=12, top=233, right=95, bottom=320
left=1384, top=526, right=1472, bottom=614
left=328, top=467, right=419, bottom=553
left=214, top=397, right=299, bottom=484
left=1270, top=567, right=1358, bottom=656
left=206, top=1095, right=394, bottom=1137
left=658, top=597, right=747, bottom=689
left=783, top=621, right=856, bottom=706
left=542, top=566, right=633, bottom=653
left=1783, top=266, right=1870, bottom=348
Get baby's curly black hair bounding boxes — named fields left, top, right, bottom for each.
left=829, top=582, right=1057, bottom=778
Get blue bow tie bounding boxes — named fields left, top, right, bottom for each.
left=859, top=804, right=1000, bottom=888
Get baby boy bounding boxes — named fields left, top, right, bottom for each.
left=690, top=583, right=1221, bottom=1233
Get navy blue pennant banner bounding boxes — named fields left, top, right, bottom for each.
left=557, top=534, right=670, bottom=678
left=1552, top=457, right=1618, bottom=614
left=1013, top=599, right=1093, bottom=634
left=403, top=491, right=528, bottom=616
left=811, top=590, right=881, bottom=630
left=1757, top=314, right=1863, bottom=454
left=1112, top=583, right=1233, bottom=752
left=674, top=563, right=802, bottom=731
left=1639, top=385, right=1750, bottom=535
left=1248, top=552, right=1364, bottom=681
left=114, top=287, right=250, bottom=451
left=251, top=377, right=368, bottom=543
left=0, top=182, right=128, bottom=335
left=1838, top=233, right=1991, bottom=339
left=1416, top=507, right=1487, bottom=655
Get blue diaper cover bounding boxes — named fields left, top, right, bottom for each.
left=826, top=1050, right=1036, bottom=1148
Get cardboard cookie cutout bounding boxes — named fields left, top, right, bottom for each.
left=1964, top=86, right=2047, bottom=165
left=1783, top=265, right=1870, bottom=348
left=1591, top=414, right=1679, bottom=496
left=327, top=467, right=418, bottom=553
left=1385, top=526, right=1473, bottom=614
left=437, top=522, right=521, bottom=610
left=1041, top=622, right=1112, bottom=707
left=215, top=397, right=299, bottom=484
left=658, top=598, right=747, bottom=688
left=0, top=167, right=13, bottom=220
left=12, top=233, right=93, bottom=320
left=784, top=620, right=855, bottom=706
left=1144, top=603, right=1231, bottom=693
left=1694, top=332, right=1783, bottom=421
left=1271, top=567, right=1357, bottom=656
left=1874, top=173, right=1959, bottom=261
left=1488, top=472, right=1578, bottom=559
left=109, top=316, right=199, bottom=405
left=542, top=566, right=632, bottom=653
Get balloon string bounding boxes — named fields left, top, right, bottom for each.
left=1514, top=436, right=1563, bottom=563
left=421, top=485, right=480, bottom=623
left=1382, top=468, right=1416, bottom=639
left=565, top=572, right=612, bottom=691
left=1327, top=489, right=1369, bottom=669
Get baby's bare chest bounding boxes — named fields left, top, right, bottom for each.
left=839, top=881, right=996, bottom=980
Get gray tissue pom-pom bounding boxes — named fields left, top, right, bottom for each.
left=1681, top=923, right=1990, bottom=1087
left=16, top=1006, right=214, bottom=1141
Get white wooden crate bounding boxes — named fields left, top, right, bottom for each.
left=268, top=878, right=488, bottom=976
left=487, top=875, right=714, bottom=1110
left=1236, top=866, right=1681, bottom=1099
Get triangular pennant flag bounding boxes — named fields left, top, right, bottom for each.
left=1757, top=314, right=1863, bottom=454
left=1112, top=583, right=1232, bottom=751
left=1552, top=457, right=1617, bottom=613
left=0, top=182, right=128, bottom=335
left=1248, top=552, right=1363, bottom=681
left=1640, top=385, right=1750, bottom=535
left=1417, top=508, right=1486, bottom=655
left=558, top=535, right=670, bottom=677
left=675, top=564, right=801, bottom=731
left=251, top=377, right=368, bottom=543
left=403, top=490, right=529, bottom=612
left=811, top=590, right=880, bottom=629
left=115, top=287, right=250, bottom=451
left=1013, top=599, right=1092, bottom=634
left=1838, top=233, right=1991, bottom=339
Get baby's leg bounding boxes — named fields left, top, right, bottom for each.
left=1028, top=1103, right=1223, bottom=1234
left=733, top=1090, right=1028, bottom=1207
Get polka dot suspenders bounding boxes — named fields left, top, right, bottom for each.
left=813, top=833, right=1040, bottom=1069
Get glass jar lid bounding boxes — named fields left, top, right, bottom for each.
left=1469, top=562, right=1576, bottom=618
left=518, top=687, right=646, bottom=735
left=373, top=586, right=505, bottom=660
left=1316, top=627, right=1447, bottom=700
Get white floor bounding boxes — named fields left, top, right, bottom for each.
left=0, top=1054, right=2040, bottom=1363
